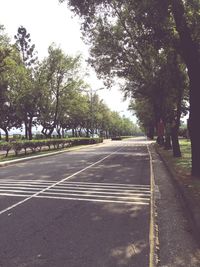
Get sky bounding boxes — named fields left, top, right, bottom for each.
left=0, top=0, right=136, bottom=123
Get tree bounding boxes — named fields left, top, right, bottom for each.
left=0, top=26, right=22, bottom=141
left=38, top=44, right=83, bottom=138
left=129, top=98, right=156, bottom=140
left=169, top=0, right=200, bottom=175
left=59, top=85, right=89, bottom=137
left=14, top=26, right=37, bottom=68
left=14, top=26, right=39, bottom=140
left=63, top=0, right=200, bottom=176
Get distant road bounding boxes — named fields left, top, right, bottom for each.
left=0, top=137, right=151, bottom=267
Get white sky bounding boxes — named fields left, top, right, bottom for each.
left=0, top=0, right=136, bottom=122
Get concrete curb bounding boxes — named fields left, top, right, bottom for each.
left=154, top=144, right=200, bottom=245
left=0, top=140, right=111, bottom=168
left=147, top=145, right=159, bottom=267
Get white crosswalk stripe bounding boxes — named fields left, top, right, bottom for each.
left=0, top=179, right=151, bottom=205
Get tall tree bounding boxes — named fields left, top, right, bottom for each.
left=62, top=0, right=200, bottom=176
left=14, top=26, right=37, bottom=68
left=0, top=26, right=22, bottom=140
left=14, top=26, right=39, bottom=139
left=38, top=44, right=83, bottom=138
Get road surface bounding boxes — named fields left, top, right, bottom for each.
left=0, top=138, right=152, bottom=267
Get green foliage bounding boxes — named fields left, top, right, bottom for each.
left=38, top=44, right=85, bottom=137
left=0, top=138, right=103, bottom=158
left=14, top=26, right=38, bottom=68
left=0, top=141, right=12, bottom=157
left=0, top=25, right=139, bottom=143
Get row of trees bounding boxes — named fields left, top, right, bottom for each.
left=0, top=25, right=139, bottom=141
left=61, top=0, right=200, bottom=177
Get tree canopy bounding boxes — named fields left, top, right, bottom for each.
left=0, top=25, right=140, bottom=141
left=60, top=0, right=200, bottom=176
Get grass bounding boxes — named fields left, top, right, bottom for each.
left=156, top=138, right=200, bottom=202
left=156, top=139, right=191, bottom=176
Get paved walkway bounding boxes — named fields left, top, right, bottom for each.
left=151, top=145, right=200, bottom=266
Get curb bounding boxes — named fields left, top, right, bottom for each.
left=0, top=141, right=110, bottom=168
left=154, top=144, right=200, bottom=245
left=147, top=145, right=158, bottom=267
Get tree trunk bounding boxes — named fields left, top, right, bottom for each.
left=56, top=127, right=61, bottom=138
left=28, top=117, right=33, bottom=140
left=62, top=128, right=65, bottom=138
left=47, top=128, right=54, bottom=138
left=72, top=128, right=75, bottom=137
left=171, top=0, right=200, bottom=176
left=147, top=125, right=154, bottom=140
left=86, top=127, right=89, bottom=137
left=188, top=72, right=200, bottom=176
left=2, top=128, right=9, bottom=142
left=171, top=127, right=181, bottom=157
left=164, top=135, right=172, bottom=150
left=24, top=121, right=28, bottom=139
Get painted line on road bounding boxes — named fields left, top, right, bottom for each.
left=0, top=193, right=150, bottom=205
left=0, top=146, right=125, bottom=215
left=0, top=187, right=151, bottom=196
left=0, top=180, right=150, bottom=189
left=36, top=195, right=149, bottom=205
left=0, top=180, right=151, bottom=205
left=0, top=184, right=150, bottom=194
left=0, top=179, right=58, bottom=184
left=40, top=191, right=150, bottom=200
left=0, top=187, right=150, bottom=197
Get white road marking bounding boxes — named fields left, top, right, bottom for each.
left=0, top=146, right=125, bottom=215
left=0, top=180, right=150, bottom=189
left=0, top=182, right=150, bottom=191
left=0, top=180, right=151, bottom=205
left=40, top=191, right=150, bottom=200
left=0, top=143, right=152, bottom=212
left=0, top=193, right=149, bottom=205
left=0, top=186, right=150, bottom=196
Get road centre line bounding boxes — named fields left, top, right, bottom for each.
left=0, top=146, right=125, bottom=215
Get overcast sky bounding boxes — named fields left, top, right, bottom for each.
left=0, top=0, right=136, bottom=122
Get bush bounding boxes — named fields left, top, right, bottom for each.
left=0, top=137, right=103, bottom=158
left=0, top=142, right=12, bottom=157
left=11, top=141, right=24, bottom=156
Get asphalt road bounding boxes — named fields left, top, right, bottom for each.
left=0, top=138, right=151, bottom=267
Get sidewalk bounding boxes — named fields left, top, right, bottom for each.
left=150, top=145, right=200, bottom=267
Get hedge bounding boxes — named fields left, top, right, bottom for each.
left=0, top=137, right=103, bottom=157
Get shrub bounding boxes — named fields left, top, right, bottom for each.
left=11, top=141, right=24, bottom=156
left=0, top=137, right=103, bottom=158
left=0, top=142, right=12, bottom=157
